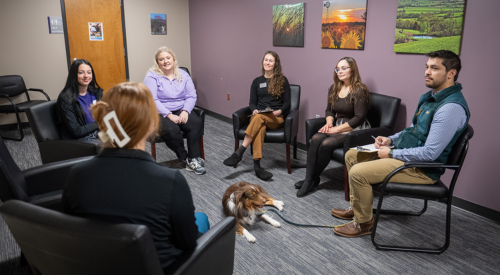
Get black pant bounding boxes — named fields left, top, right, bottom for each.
left=159, top=110, right=202, bottom=160
left=305, top=133, right=345, bottom=181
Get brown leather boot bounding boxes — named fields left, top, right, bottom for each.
left=333, top=218, right=374, bottom=238
left=331, top=206, right=354, bottom=220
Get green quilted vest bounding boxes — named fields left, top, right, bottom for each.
left=394, top=83, right=470, bottom=180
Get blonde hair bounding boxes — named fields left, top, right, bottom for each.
left=147, top=46, right=182, bottom=83
left=92, top=82, right=160, bottom=149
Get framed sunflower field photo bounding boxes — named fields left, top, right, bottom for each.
left=273, top=3, right=305, bottom=47
left=321, top=0, right=367, bottom=50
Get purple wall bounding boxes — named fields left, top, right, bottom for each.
left=189, top=0, right=500, bottom=212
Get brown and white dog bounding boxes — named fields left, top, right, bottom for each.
left=222, top=181, right=284, bottom=243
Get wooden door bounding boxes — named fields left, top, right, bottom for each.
left=63, top=0, right=127, bottom=93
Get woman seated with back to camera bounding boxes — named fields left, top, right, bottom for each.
left=223, top=51, right=290, bottom=180
left=56, top=59, right=102, bottom=143
left=296, top=57, right=370, bottom=197
left=62, top=82, right=209, bottom=271
left=143, top=46, right=205, bottom=175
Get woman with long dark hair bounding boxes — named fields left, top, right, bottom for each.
left=223, top=51, right=291, bottom=181
left=296, top=57, right=370, bottom=197
left=56, top=59, right=102, bottom=143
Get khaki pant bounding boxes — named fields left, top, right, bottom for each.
left=345, top=149, right=435, bottom=223
left=244, top=113, right=284, bottom=160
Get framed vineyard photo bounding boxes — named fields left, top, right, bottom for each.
left=321, top=0, right=367, bottom=50
left=273, top=3, right=305, bottom=47
left=393, top=0, right=466, bottom=55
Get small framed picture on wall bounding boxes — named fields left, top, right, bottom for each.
left=151, top=13, right=167, bottom=35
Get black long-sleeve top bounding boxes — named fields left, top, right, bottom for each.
left=62, top=148, right=199, bottom=269
left=56, top=87, right=103, bottom=139
left=325, top=90, right=369, bottom=129
left=249, top=75, right=291, bottom=115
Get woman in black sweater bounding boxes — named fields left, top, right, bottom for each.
left=63, top=82, right=209, bottom=271
left=296, top=57, right=370, bottom=197
left=56, top=59, right=103, bottom=142
left=223, top=51, right=291, bottom=180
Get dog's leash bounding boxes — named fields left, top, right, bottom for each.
left=258, top=208, right=353, bottom=228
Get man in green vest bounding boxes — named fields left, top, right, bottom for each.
left=331, top=50, right=470, bottom=238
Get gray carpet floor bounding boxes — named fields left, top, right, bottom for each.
left=1, top=114, right=500, bottom=275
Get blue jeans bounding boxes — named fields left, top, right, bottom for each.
left=195, top=212, right=209, bottom=234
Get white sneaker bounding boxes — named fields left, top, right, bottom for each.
left=196, top=157, right=205, bottom=167
left=185, top=158, right=206, bottom=175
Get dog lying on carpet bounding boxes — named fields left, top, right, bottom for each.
left=222, top=181, right=284, bottom=243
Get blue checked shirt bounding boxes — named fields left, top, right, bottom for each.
left=389, top=103, right=467, bottom=162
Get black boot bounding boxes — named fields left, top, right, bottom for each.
left=254, top=159, right=273, bottom=180
left=295, top=176, right=320, bottom=189
left=223, top=146, right=246, bottom=166
left=296, top=177, right=320, bottom=197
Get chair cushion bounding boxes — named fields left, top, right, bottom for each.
left=373, top=180, right=449, bottom=200
left=237, top=126, right=286, bottom=143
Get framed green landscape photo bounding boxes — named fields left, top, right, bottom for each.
left=394, top=0, right=466, bottom=55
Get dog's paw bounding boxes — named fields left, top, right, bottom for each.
left=242, top=229, right=256, bottom=243
left=273, top=200, right=284, bottom=211
left=270, top=219, right=281, bottom=228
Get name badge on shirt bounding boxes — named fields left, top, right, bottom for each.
left=92, top=99, right=96, bottom=105
left=259, top=82, right=267, bottom=88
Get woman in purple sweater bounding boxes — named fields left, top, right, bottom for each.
left=143, top=46, right=205, bottom=175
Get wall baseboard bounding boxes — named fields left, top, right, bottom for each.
left=0, top=122, right=30, bottom=131
left=198, top=106, right=500, bottom=224
left=452, top=197, right=500, bottom=223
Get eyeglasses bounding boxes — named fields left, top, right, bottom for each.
left=335, top=66, right=350, bottom=74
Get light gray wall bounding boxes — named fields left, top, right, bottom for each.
left=0, top=0, right=67, bottom=124
left=124, top=0, right=192, bottom=83
left=189, top=0, right=500, bottom=212
left=0, top=0, right=191, bottom=124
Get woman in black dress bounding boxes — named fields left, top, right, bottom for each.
left=296, top=57, right=370, bottom=197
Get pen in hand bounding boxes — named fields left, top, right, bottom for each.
left=371, top=135, right=383, bottom=146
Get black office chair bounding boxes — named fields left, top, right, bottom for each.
left=0, top=136, right=92, bottom=211
left=232, top=84, right=300, bottom=174
left=25, top=100, right=99, bottom=164
left=305, top=92, right=401, bottom=200
left=0, top=200, right=236, bottom=275
left=0, top=75, right=50, bottom=141
left=370, top=125, right=474, bottom=254
left=150, top=67, right=205, bottom=161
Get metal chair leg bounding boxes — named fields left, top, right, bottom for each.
left=372, top=197, right=446, bottom=254
left=1, top=110, right=24, bottom=141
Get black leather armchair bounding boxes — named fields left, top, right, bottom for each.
left=150, top=67, right=205, bottom=161
left=232, top=84, right=300, bottom=174
left=0, top=200, right=236, bottom=275
left=305, top=92, right=401, bottom=200
left=371, top=125, right=474, bottom=254
left=0, top=75, right=50, bottom=141
left=25, top=100, right=99, bottom=164
left=0, top=136, right=93, bottom=211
